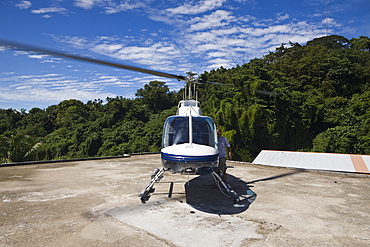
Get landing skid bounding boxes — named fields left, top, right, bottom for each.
left=212, top=171, right=240, bottom=203
left=139, top=168, right=240, bottom=204
left=139, top=167, right=165, bottom=203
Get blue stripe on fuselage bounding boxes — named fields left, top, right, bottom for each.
left=161, top=152, right=218, bottom=162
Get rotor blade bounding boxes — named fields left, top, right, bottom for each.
left=197, top=79, right=233, bottom=86
left=0, top=39, right=187, bottom=81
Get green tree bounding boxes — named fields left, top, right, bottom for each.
left=0, top=134, right=39, bottom=162
left=55, top=99, right=87, bottom=129
left=306, top=35, right=350, bottom=49
left=350, top=36, right=370, bottom=51
left=136, top=81, right=177, bottom=114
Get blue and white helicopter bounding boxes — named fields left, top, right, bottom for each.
left=161, top=73, right=219, bottom=174
left=0, top=39, right=240, bottom=203
left=140, top=72, right=241, bottom=203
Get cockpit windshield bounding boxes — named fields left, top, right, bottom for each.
left=162, top=116, right=218, bottom=149
left=192, top=117, right=217, bottom=148
left=164, top=116, right=189, bottom=146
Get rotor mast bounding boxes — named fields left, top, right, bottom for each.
left=185, top=71, right=198, bottom=100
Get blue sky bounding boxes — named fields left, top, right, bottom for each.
left=0, top=0, right=369, bottom=110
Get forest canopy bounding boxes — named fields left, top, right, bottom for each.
left=1, top=35, right=369, bottom=163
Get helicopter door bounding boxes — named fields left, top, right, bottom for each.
left=162, top=116, right=189, bottom=147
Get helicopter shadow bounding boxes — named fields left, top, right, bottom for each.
left=185, top=173, right=257, bottom=215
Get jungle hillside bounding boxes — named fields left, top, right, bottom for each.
left=1, top=35, right=369, bottom=163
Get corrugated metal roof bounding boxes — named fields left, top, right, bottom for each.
left=252, top=150, right=370, bottom=173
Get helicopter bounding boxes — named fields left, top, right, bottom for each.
left=0, top=39, right=241, bottom=204
left=143, top=72, right=240, bottom=203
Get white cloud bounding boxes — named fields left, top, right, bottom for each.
left=321, top=18, right=341, bottom=27
left=207, top=58, right=233, bottom=69
left=188, top=10, right=235, bottom=31
left=276, top=13, right=290, bottom=22
left=0, top=73, right=118, bottom=105
left=178, top=11, right=329, bottom=69
left=72, top=0, right=144, bottom=13
left=249, top=25, right=294, bottom=36
left=91, top=41, right=182, bottom=69
left=53, top=36, right=88, bottom=48
left=104, top=1, right=145, bottom=14
left=94, top=44, right=123, bottom=52
left=73, top=0, right=100, bottom=9
left=15, top=1, right=31, bottom=9
left=1, top=72, right=15, bottom=76
left=31, top=7, right=67, bottom=14
left=94, top=75, right=133, bottom=86
left=28, top=54, right=50, bottom=59
left=15, top=85, right=32, bottom=90
left=166, top=0, right=226, bottom=15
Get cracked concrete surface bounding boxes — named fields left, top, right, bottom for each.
left=1, top=154, right=369, bottom=246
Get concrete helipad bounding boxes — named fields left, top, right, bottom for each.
left=1, top=154, right=369, bottom=246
